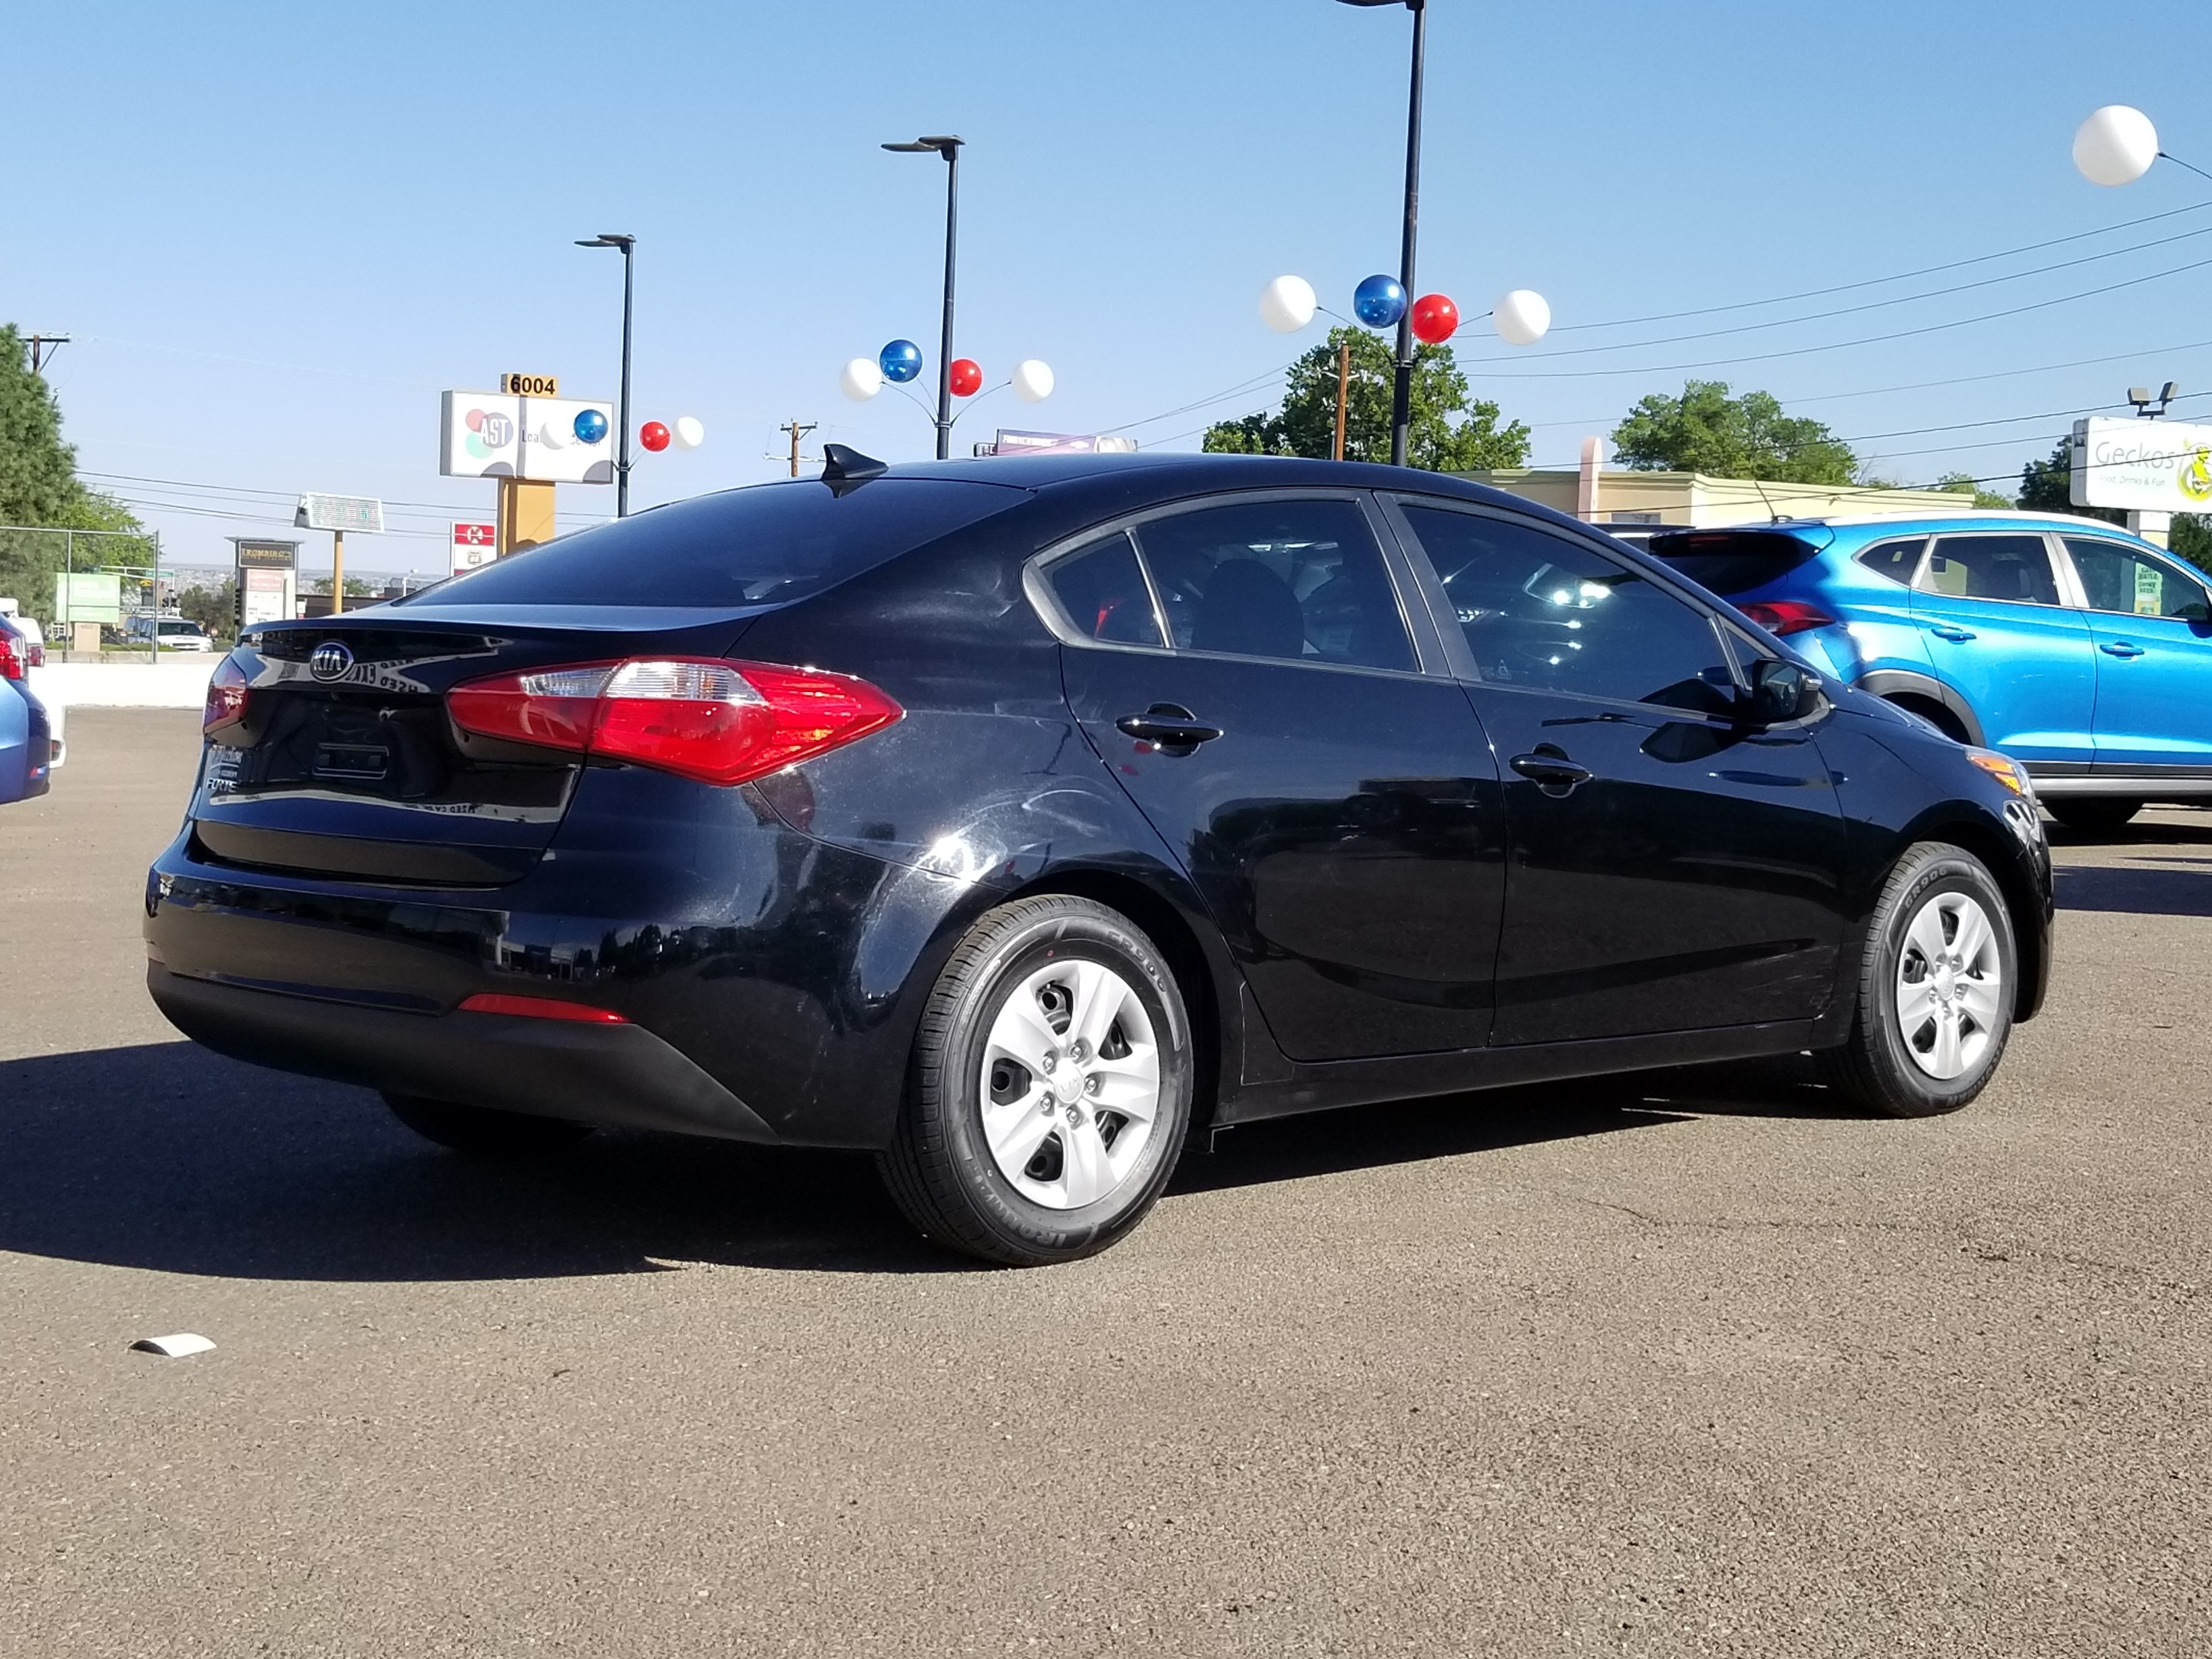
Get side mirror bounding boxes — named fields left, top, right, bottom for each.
left=1744, top=659, right=1820, bottom=727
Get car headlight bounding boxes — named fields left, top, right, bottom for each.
left=1965, top=748, right=2035, bottom=800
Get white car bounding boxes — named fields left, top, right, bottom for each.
left=126, top=617, right=217, bottom=652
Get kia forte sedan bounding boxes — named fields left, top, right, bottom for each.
left=146, top=452, right=2053, bottom=1265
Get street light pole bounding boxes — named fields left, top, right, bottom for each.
left=576, top=233, right=637, bottom=515
left=883, top=136, right=965, bottom=461
left=1341, top=0, right=1426, bottom=467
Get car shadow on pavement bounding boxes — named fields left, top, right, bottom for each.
left=1, top=1043, right=1866, bottom=1280
left=2055, top=860, right=2212, bottom=918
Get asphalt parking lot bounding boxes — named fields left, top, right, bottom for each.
left=3, top=709, right=2207, bottom=1657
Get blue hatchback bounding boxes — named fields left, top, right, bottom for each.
left=0, top=615, right=53, bottom=804
left=1653, top=512, right=2212, bottom=833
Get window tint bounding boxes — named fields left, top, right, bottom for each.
left=398, top=478, right=1024, bottom=608
left=2066, top=538, right=2210, bottom=618
left=1853, top=537, right=1927, bottom=587
left=1402, top=506, right=1737, bottom=713
left=1646, top=529, right=1823, bottom=596
left=1043, top=531, right=1165, bottom=647
left=1132, top=498, right=1414, bottom=671
left=1919, top=535, right=2060, bottom=605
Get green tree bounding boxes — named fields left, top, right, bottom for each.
left=2015, top=440, right=2124, bottom=525
left=1936, top=471, right=2016, bottom=511
left=178, top=579, right=236, bottom=643
left=1203, top=326, right=1530, bottom=472
left=0, top=324, right=151, bottom=622
left=1611, top=380, right=1858, bottom=484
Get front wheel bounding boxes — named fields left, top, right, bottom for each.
left=1816, top=843, right=2015, bottom=1118
left=878, top=896, right=1195, bottom=1267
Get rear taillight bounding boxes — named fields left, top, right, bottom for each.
left=445, top=657, right=904, bottom=786
left=0, top=633, right=21, bottom=680
left=1738, top=600, right=1836, bottom=637
left=204, top=654, right=250, bottom=733
left=458, top=992, right=628, bottom=1023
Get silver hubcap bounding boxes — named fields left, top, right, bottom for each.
left=979, top=959, right=1161, bottom=1210
left=1894, top=891, right=2004, bottom=1081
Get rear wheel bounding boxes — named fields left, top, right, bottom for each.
left=1816, top=843, right=2015, bottom=1118
left=382, top=1092, right=594, bottom=1156
left=878, top=895, right=1194, bottom=1267
left=2047, top=798, right=2142, bottom=836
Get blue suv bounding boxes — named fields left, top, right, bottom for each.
left=1652, top=512, right=2212, bottom=833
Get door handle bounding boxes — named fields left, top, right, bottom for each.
left=2099, top=641, right=2145, bottom=659
left=1510, top=751, right=1594, bottom=794
left=1115, top=705, right=1224, bottom=750
left=1927, top=624, right=1977, bottom=642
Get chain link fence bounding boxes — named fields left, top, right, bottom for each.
left=0, top=526, right=167, bottom=655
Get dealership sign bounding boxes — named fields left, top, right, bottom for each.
left=439, top=389, right=616, bottom=483
left=2070, top=416, right=2212, bottom=511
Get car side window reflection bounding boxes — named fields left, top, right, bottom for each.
left=1919, top=535, right=2061, bottom=605
left=1399, top=505, right=1738, bottom=714
left=2064, top=537, right=2212, bottom=621
left=1044, top=531, right=1167, bottom=647
left=1129, top=498, right=1415, bottom=672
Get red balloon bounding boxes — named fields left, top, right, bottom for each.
left=639, top=420, right=671, bottom=452
left=949, top=358, right=984, bottom=398
left=1410, top=293, right=1460, bottom=344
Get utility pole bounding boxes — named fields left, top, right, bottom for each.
left=781, top=420, right=819, bottom=478
left=25, top=334, right=69, bottom=376
left=1334, top=339, right=1352, bottom=462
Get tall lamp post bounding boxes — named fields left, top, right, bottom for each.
left=882, top=135, right=964, bottom=460
left=1339, top=0, right=1426, bottom=467
left=576, top=233, right=637, bottom=515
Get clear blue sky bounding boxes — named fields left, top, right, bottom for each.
left=10, top=0, right=2212, bottom=577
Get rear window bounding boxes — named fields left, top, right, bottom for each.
left=1649, top=529, right=1826, bottom=597
left=399, top=478, right=1025, bottom=609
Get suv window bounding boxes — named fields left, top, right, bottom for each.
left=1041, top=531, right=1166, bottom=647
left=1919, top=535, right=2061, bottom=605
left=1853, top=537, right=1928, bottom=586
left=1400, top=505, right=1737, bottom=714
left=1131, top=498, right=1414, bottom=672
left=2064, top=537, right=2212, bottom=620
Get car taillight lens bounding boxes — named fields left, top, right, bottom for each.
left=204, top=654, right=250, bottom=733
left=0, top=633, right=21, bottom=680
left=1737, top=600, right=1836, bottom=637
left=445, top=657, right=904, bottom=786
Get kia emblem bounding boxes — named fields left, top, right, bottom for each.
left=308, top=641, right=354, bottom=682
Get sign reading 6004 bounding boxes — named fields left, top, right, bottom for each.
left=499, top=373, right=560, bottom=396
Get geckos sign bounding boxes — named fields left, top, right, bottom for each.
left=2070, top=416, right=2212, bottom=511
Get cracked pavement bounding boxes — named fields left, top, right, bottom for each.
left=2, top=710, right=2206, bottom=1657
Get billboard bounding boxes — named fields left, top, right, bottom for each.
left=440, top=391, right=616, bottom=483
left=296, top=493, right=384, bottom=534
left=53, top=572, right=123, bottom=627
left=988, top=429, right=1139, bottom=458
left=2069, top=416, right=2212, bottom=512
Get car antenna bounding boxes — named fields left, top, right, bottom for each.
left=820, top=443, right=888, bottom=494
left=1749, top=474, right=1783, bottom=525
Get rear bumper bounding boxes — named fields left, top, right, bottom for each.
left=150, top=964, right=781, bottom=1143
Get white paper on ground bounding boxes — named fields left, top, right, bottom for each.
left=129, top=1333, right=216, bottom=1358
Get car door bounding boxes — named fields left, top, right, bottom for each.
left=1383, top=497, right=1848, bottom=1047
left=1912, top=533, right=2095, bottom=761
left=2058, top=535, right=2212, bottom=769
left=1040, top=492, right=1506, bottom=1061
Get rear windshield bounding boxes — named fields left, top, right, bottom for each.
left=399, top=478, right=1026, bottom=609
left=1649, top=529, right=1826, bottom=596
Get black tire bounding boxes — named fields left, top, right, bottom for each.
left=1816, top=843, right=2016, bottom=1118
left=2047, top=798, right=2143, bottom=836
left=877, top=895, right=1195, bottom=1267
left=382, top=1092, right=594, bottom=1156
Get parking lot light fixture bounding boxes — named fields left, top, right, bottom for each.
left=1337, top=0, right=1426, bottom=467
left=882, top=136, right=965, bottom=460
left=577, top=234, right=637, bottom=515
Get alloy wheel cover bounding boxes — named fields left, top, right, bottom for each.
left=1893, top=891, right=2004, bottom=1081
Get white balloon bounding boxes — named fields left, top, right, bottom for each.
left=671, top=416, right=705, bottom=450
left=1492, top=289, right=1551, bottom=346
left=2074, top=104, right=2159, bottom=187
left=840, top=357, right=884, bottom=401
left=1258, top=274, right=1317, bottom=334
left=1011, top=359, right=1055, bottom=403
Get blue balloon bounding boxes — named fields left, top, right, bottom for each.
left=572, top=408, right=609, bottom=445
left=1353, top=274, right=1408, bottom=329
left=879, top=339, right=924, bottom=383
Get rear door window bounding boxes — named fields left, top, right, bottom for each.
left=2063, top=537, right=2212, bottom=619
left=1919, top=535, right=2062, bottom=605
left=1130, top=497, right=1416, bottom=672
left=400, top=478, right=1025, bottom=609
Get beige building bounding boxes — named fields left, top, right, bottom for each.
left=1456, top=462, right=1975, bottom=528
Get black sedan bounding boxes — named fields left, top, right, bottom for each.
left=146, top=452, right=2053, bottom=1265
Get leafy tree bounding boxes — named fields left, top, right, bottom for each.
left=1611, top=380, right=1857, bottom=485
left=2172, top=515, right=2212, bottom=575
left=2016, top=440, right=2124, bottom=525
left=1203, top=326, right=1529, bottom=472
left=178, top=579, right=236, bottom=642
left=0, top=324, right=151, bottom=622
left=1936, top=471, right=2016, bottom=511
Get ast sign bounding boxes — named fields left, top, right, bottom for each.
left=2070, top=416, right=2212, bottom=512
